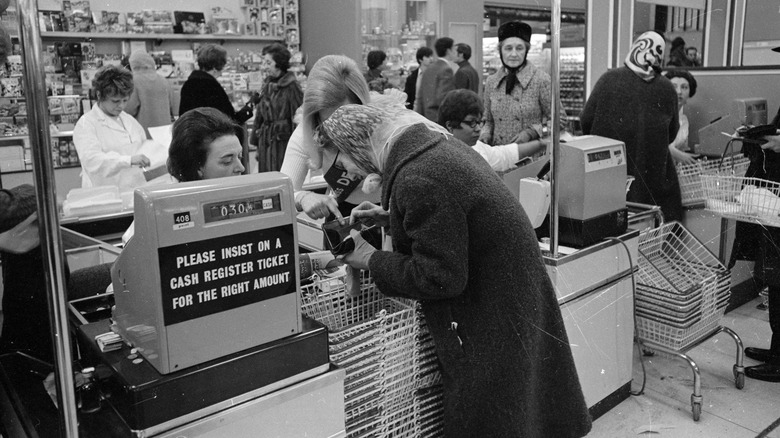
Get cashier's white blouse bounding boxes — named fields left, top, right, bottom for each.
left=73, top=104, right=148, bottom=190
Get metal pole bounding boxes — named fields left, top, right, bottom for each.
left=549, top=0, right=562, bottom=257
left=16, top=0, right=80, bottom=436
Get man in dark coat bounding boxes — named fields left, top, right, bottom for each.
left=730, top=93, right=780, bottom=382
left=453, top=43, right=480, bottom=94
left=404, top=46, right=433, bottom=110
left=580, top=31, right=683, bottom=221
left=179, top=44, right=254, bottom=125
left=319, top=103, right=592, bottom=438
left=415, top=37, right=455, bottom=121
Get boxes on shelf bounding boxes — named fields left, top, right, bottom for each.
left=0, top=138, right=25, bottom=172
left=142, top=10, right=174, bottom=34
left=126, top=12, right=144, bottom=33
left=173, top=11, right=206, bottom=34
left=94, top=11, right=125, bottom=33
left=5, top=55, right=23, bottom=77
left=39, top=10, right=65, bottom=32
left=63, top=0, right=93, bottom=32
left=0, top=77, right=22, bottom=97
left=0, top=97, right=22, bottom=117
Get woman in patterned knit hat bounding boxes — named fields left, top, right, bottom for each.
left=316, top=102, right=592, bottom=438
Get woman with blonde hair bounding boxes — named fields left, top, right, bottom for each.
left=280, top=54, right=380, bottom=220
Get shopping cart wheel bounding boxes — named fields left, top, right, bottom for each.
left=734, top=365, right=745, bottom=389
left=691, top=394, right=702, bottom=421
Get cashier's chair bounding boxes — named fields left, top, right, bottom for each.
left=68, top=262, right=113, bottom=301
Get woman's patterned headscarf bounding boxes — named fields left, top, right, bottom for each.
left=625, top=31, right=665, bottom=82
left=314, top=102, right=449, bottom=194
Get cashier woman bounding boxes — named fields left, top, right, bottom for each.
left=73, top=64, right=152, bottom=191
left=122, top=107, right=245, bottom=244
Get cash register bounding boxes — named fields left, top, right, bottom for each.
left=519, top=135, right=628, bottom=248
left=75, top=173, right=344, bottom=437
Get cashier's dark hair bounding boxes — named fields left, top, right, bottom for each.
left=438, top=89, right=484, bottom=130
left=663, top=69, right=697, bottom=97
left=168, top=107, right=244, bottom=182
left=92, top=64, right=134, bottom=100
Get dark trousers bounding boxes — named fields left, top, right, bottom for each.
left=770, top=285, right=780, bottom=357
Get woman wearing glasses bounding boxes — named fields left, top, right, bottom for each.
left=439, top=89, right=548, bottom=172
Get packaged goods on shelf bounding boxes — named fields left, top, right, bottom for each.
left=126, top=12, right=144, bottom=33
left=64, top=0, right=93, bottom=33
left=173, top=11, right=206, bottom=34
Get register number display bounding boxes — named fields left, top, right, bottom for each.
left=157, top=225, right=295, bottom=325
left=587, top=150, right=612, bottom=162
left=203, top=194, right=281, bottom=223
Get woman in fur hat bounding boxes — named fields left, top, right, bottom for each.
left=480, top=21, right=566, bottom=147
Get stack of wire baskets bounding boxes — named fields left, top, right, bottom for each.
left=676, top=154, right=750, bottom=207
left=701, top=174, right=780, bottom=228
left=634, top=222, right=731, bottom=351
left=300, top=274, right=443, bottom=438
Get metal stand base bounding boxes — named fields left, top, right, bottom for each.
left=640, top=326, right=745, bottom=421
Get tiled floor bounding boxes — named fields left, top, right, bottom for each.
left=590, top=296, right=780, bottom=437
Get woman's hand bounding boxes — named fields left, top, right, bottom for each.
left=338, top=229, right=377, bottom=270
left=669, top=146, right=698, bottom=165
left=349, top=201, right=389, bottom=227
left=300, top=192, right=342, bottom=221
left=761, top=134, right=780, bottom=153
left=131, top=154, right=151, bottom=168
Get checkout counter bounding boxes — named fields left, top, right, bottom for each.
left=4, top=136, right=641, bottom=434
left=504, top=135, right=638, bottom=417
left=1, top=173, right=346, bottom=437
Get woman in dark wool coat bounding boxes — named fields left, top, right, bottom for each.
left=580, top=30, right=682, bottom=222
left=315, top=102, right=592, bottom=438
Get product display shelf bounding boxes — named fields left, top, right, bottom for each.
left=40, top=31, right=283, bottom=42
left=634, top=222, right=744, bottom=421
left=300, top=275, right=442, bottom=437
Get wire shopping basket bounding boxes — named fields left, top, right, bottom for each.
left=701, top=175, right=780, bottom=228
left=633, top=224, right=745, bottom=422
left=676, top=154, right=750, bottom=207
left=635, top=222, right=731, bottom=351
left=300, top=273, right=441, bottom=438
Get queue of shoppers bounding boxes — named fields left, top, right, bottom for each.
left=6, top=9, right=780, bottom=437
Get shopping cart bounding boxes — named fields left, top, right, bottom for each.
left=634, top=222, right=744, bottom=421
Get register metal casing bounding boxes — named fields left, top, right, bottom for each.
left=558, top=135, right=627, bottom=247
left=111, top=172, right=302, bottom=374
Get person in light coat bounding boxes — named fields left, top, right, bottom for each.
left=124, top=50, right=177, bottom=137
left=73, top=64, right=151, bottom=191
